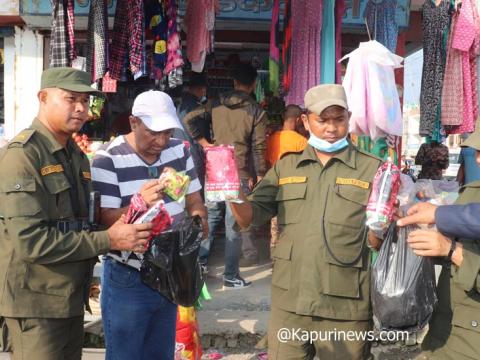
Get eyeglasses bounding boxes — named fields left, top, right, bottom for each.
left=148, top=166, right=159, bottom=179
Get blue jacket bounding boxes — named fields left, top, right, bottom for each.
left=436, top=203, right=480, bottom=239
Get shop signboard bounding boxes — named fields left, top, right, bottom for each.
left=19, top=0, right=411, bottom=30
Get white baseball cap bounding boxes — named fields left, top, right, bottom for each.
left=131, top=90, right=182, bottom=132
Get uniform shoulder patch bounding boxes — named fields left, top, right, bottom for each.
left=8, top=129, right=36, bottom=147
left=279, top=150, right=303, bottom=160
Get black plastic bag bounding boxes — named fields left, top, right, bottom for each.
left=372, top=222, right=437, bottom=332
left=140, top=215, right=204, bottom=307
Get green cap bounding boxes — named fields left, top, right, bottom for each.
left=304, top=84, right=348, bottom=116
left=40, top=67, right=104, bottom=97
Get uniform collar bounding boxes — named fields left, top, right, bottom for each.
left=31, top=118, right=77, bottom=155
left=296, top=142, right=357, bottom=169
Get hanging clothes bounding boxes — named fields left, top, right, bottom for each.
left=285, top=0, right=323, bottom=106
left=447, top=0, right=480, bottom=134
left=282, top=0, right=293, bottom=96
left=269, top=0, right=280, bottom=96
left=335, top=0, right=346, bottom=84
left=49, top=0, right=75, bottom=67
left=320, top=0, right=335, bottom=84
left=109, top=0, right=145, bottom=80
left=184, top=0, right=219, bottom=73
left=164, top=0, right=184, bottom=88
left=66, top=0, right=76, bottom=62
left=441, top=11, right=463, bottom=126
left=86, top=0, right=109, bottom=82
left=364, top=0, right=399, bottom=53
left=342, top=40, right=404, bottom=140
left=146, top=0, right=168, bottom=80
left=419, top=0, right=451, bottom=137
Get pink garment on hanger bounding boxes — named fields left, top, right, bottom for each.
left=441, top=13, right=463, bottom=126
left=285, top=0, right=323, bottom=106
left=184, top=0, right=219, bottom=73
left=449, top=0, right=478, bottom=134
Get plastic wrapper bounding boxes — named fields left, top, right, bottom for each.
left=204, top=146, right=241, bottom=203
left=372, top=222, right=437, bottom=331
left=124, top=195, right=172, bottom=260
left=366, top=161, right=401, bottom=231
left=159, top=167, right=190, bottom=201
left=175, top=306, right=202, bottom=360
left=140, top=215, right=204, bottom=307
left=409, top=179, right=459, bottom=206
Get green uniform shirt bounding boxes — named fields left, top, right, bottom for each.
left=248, top=144, right=381, bottom=320
left=0, top=119, right=110, bottom=318
left=422, top=181, right=480, bottom=360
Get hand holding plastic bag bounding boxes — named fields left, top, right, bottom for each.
left=372, top=222, right=437, bottom=331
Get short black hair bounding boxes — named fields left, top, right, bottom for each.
left=189, top=72, right=207, bottom=87
left=231, top=63, right=257, bottom=86
left=283, top=105, right=303, bottom=121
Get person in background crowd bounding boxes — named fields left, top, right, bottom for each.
left=0, top=67, right=152, bottom=360
left=177, top=73, right=209, bottom=192
left=91, top=90, right=207, bottom=360
left=266, top=104, right=307, bottom=250
left=184, top=62, right=268, bottom=288
left=230, top=84, right=382, bottom=359
left=457, top=134, right=480, bottom=185
left=415, top=141, right=449, bottom=180
left=397, top=127, right=480, bottom=360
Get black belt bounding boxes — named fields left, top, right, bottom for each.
left=51, top=219, right=91, bottom=233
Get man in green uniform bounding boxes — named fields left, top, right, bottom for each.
left=0, top=67, right=153, bottom=360
left=397, top=129, right=480, bottom=360
left=230, top=84, right=382, bottom=359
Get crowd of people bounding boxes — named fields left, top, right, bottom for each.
left=0, top=65, right=479, bottom=360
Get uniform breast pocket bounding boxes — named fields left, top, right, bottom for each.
left=42, top=173, right=72, bottom=219
left=275, top=183, right=307, bottom=225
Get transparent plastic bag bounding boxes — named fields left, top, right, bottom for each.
left=372, top=222, right=437, bottom=331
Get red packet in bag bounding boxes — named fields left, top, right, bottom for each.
left=204, top=146, right=241, bottom=203
left=366, top=160, right=401, bottom=232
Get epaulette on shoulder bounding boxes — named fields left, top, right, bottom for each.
left=8, top=129, right=36, bottom=148
left=356, top=147, right=383, bottom=162
left=279, top=150, right=303, bottom=160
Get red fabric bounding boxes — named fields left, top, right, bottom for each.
left=109, top=0, right=144, bottom=80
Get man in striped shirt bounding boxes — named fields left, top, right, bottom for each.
left=91, top=91, right=207, bottom=360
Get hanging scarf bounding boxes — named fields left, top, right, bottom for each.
left=86, top=0, right=109, bottom=82
left=109, top=0, right=145, bottom=80
left=282, top=0, right=292, bottom=96
left=269, top=0, right=280, bottom=96
left=50, top=0, right=75, bottom=67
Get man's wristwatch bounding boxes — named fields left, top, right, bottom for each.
left=446, top=238, right=457, bottom=265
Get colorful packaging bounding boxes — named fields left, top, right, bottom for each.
left=204, top=146, right=241, bottom=203
left=159, top=167, right=190, bottom=201
left=366, top=160, right=401, bottom=232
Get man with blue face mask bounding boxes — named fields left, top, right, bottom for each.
left=230, top=84, right=382, bottom=360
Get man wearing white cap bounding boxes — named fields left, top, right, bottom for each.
left=91, top=91, right=207, bottom=360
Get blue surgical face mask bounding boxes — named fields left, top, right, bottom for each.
left=308, top=133, right=349, bottom=153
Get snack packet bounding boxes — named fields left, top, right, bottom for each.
left=204, top=146, right=241, bottom=203
left=159, top=167, right=190, bottom=201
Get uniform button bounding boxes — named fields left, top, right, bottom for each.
left=472, top=320, right=478, bottom=328
left=14, top=184, right=21, bottom=190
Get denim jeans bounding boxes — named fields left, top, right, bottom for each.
left=200, top=179, right=259, bottom=278
left=101, top=258, right=178, bottom=360
left=199, top=201, right=242, bottom=279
